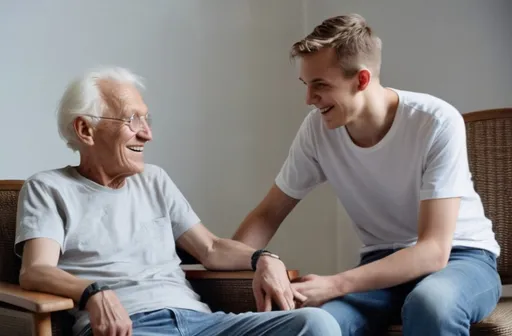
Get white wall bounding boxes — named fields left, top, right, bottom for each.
left=0, top=1, right=338, bottom=275
left=305, top=0, right=512, bottom=294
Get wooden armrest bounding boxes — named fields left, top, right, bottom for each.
left=182, top=265, right=299, bottom=280
left=0, top=282, right=74, bottom=313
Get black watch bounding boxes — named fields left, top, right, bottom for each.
left=78, top=282, right=110, bottom=310
left=251, top=249, right=280, bottom=271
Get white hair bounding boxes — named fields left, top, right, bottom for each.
left=57, top=66, right=145, bottom=151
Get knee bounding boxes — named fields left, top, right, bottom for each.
left=402, top=283, right=462, bottom=330
left=291, top=307, right=341, bottom=336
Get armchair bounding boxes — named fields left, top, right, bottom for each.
left=0, top=180, right=298, bottom=336
left=386, top=108, right=512, bottom=335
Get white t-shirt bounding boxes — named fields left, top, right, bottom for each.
left=276, top=88, right=500, bottom=256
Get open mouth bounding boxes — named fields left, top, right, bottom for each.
left=127, top=146, right=144, bottom=153
left=319, top=106, right=334, bottom=114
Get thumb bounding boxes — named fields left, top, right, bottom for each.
left=292, top=287, right=307, bottom=303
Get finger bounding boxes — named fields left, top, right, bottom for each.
left=291, top=282, right=306, bottom=293
left=253, top=288, right=265, bottom=312
left=263, top=293, right=272, bottom=312
left=292, top=287, right=308, bottom=303
left=284, top=287, right=295, bottom=310
left=273, top=290, right=291, bottom=311
left=107, top=325, right=116, bottom=336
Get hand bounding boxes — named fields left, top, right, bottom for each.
left=86, top=290, right=133, bottom=336
left=291, top=274, right=341, bottom=307
left=252, top=256, right=307, bottom=312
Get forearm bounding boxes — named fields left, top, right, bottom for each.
left=202, top=238, right=255, bottom=270
left=202, top=238, right=255, bottom=271
left=336, top=242, right=447, bottom=295
left=19, top=265, right=93, bottom=303
left=233, top=209, right=282, bottom=249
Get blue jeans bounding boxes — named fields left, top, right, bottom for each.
left=82, top=306, right=341, bottom=336
left=321, top=247, right=502, bottom=335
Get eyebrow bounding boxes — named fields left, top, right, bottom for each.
left=299, top=77, right=326, bottom=84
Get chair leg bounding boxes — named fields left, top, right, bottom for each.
left=32, top=312, right=51, bottom=336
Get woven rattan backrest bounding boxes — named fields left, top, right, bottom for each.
left=464, top=108, right=512, bottom=284
left=0, top=180, right=24, bottom=284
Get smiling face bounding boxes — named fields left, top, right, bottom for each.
left=299, top=47, right=370, bottom=130
left=96, top=80, right=151, bottom=176
left=76, top=79, right=152, bottom=181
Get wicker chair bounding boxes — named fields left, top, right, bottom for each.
left=0, top=180, right=298, bottom=336
left=387, top=108, right=512, bottom=335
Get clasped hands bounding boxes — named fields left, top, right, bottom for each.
left=252, top=256, right=341, bottom=311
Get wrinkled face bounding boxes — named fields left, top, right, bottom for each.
left=90, top=80, right=152, bottom=176
left=299, top=48, right=368, bottom=129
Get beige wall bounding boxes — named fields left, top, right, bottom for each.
left=1, top=0, right=510, bottom=289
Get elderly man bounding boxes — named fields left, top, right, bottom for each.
left=15, top=67, right=341, bottom=336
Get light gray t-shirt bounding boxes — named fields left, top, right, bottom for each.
left=15, top=164, right=211, bottom=335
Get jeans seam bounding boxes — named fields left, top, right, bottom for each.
left=171, top=309, right=186, bottom=336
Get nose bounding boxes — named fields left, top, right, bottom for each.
left=305, top=87, right=319, bottom=106
left=137, top=120, right=152, bottom=141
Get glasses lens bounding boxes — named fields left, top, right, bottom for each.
left=130, top=114, right=151, bottom=132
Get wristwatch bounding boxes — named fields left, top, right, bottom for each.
left=78, top=282, right=110, bottom=310
left=251, top=249, right=280, bottom=271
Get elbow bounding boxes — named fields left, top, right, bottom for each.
left=199, top=238, right=218, bottom=270
left=18, top=266, right=36, bottom=290
left=427, top=246, right=450, bottom=273
left=431, top=253, right=449, bottom=272
left=417, top=241, right=450, bottom=273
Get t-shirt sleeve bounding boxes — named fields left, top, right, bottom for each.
left=159, top=168, right=201, bottom=240
left=14, top=179, right=65, bottom=258
left=275, top=114, right=326, bottom=199
left=420, top=112, right=473, bottom=200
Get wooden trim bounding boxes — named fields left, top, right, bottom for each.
left=463, top=108, right=512, bottom=123
left=32, top=312, right=51, bottom=336
left=184, top=268, right=300, bottom=281
left=0, top=180, right=24, bottom=191
left=0, top=282, right=74, bottom=313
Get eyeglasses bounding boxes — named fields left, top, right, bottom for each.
left=80, top=113, right=151, bottom=133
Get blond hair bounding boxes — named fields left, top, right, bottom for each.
left=290, top=14, right=382, bottom=78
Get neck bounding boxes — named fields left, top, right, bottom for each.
left=345, top=85, right=399, bottom=148
left=76, top=153, right=127, bottom=189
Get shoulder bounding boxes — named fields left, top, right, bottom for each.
left=140, top=163, right=166, bottom=178
left=22, top=166, right=74, bottom=193
left=293, top=108, right=325, bottom=142
left=135, top=163, right=179, bottom=190
left=394, top=88, right=464, bottom=133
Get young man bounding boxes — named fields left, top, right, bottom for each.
left=233, top=13, right=502, bottom=336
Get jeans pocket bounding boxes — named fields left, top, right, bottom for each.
left=480, top=249, right=497, bottom=265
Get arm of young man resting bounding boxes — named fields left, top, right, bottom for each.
left=232, top=183, right=300, bottom=249
left=176, top=222, right=306, bottom=311
left=19, top=238, right=133, bottom=336
left=292, top=197, right=460, bottom=307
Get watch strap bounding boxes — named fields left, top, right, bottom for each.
left=78, top=282, right=109, bottom=310
left=251, top=249, right=280, bottom=271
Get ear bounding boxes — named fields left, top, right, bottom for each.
left=73, top=117, right=95, bottom=147
left=357, top=69, right=372, bottom=91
